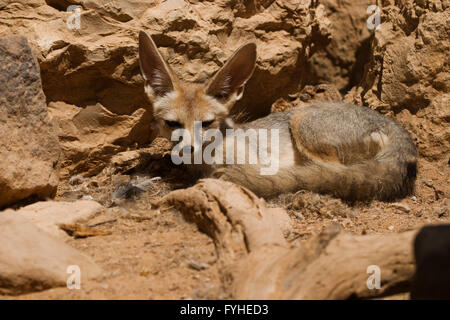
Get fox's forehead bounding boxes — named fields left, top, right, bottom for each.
left=153, top=82, right=227, bottom=121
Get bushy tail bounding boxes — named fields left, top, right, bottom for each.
left=299, top=139, right=418, bottom=201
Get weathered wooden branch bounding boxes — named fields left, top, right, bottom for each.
left=158, top=179, right=417, bottom=299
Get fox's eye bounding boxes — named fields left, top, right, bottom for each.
left=202, top=120, right=215, bottom=127
left=214, top=93, right=228, bottom=100
left=165, top=120, right=182, bottom=128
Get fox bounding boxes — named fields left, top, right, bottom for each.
left=138, top=30, right=418, bottom=201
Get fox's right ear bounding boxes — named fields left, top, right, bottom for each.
left=139, top=31, right=176, bottom=100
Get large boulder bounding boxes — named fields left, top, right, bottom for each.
left=0, top=1, right=331, bottom=176
left=16, top=199, right=104, bottom=239
left=0, top=210, right=102, bottom=295
left=48, top=101, right=153, bottom=177
left=306, top=0, right=373, bottom=91
left=0, top=35, right=60, bottom=208
left=346, top=1, right=449, bottom=161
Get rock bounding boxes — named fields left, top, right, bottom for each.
left=15, top=200, right=104, bottom=239
left=272, top=83, right=343, bottom=112
left=0, top=0, right=331, bottom=120
left=110, top=149, right=152, bottom=174
left=68, top=174, right=84, bottom=186
left=48, top=101, right=154, bottom=177
left=304, top=1, right=449, bottom=162
left=292, top=211, right=305, bottom=220
left=349, top=1, right=450, bottom=161
left=0, top=210, right=102, bottom=295
left=0, top=1, right=333, bottom=176
left=0, top=35, right=60, bottom=208
left=390, top=203, right=411, bottom=214
left=187, top=259, right=209, bottom=271
left=306, top=0, right=373, bottom=90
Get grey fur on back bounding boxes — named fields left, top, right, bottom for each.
left=289, top=102, right=417, bottom=201
left=216, top=102, right=417, bottom=201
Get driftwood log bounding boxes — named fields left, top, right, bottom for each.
left=158, top=179, right=417, bottom=299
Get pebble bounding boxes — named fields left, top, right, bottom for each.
left=187, top=259, right=209, bottom=271
left=292, top=212, right=304, bottom=220
left=69, top=174, right=84, bottom=185
left=391, top=203, right=411, bottom=213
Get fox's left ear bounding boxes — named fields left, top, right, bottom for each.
left=206, top=43, right=256, bottom=103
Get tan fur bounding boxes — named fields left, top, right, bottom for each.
left=290, top=111, right=341, bottom=163
left=139, top=31, right=418, bottom=201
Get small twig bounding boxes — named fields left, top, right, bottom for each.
left=159, top=205, right=175, bottom=212
left=123, top=215, right=152, bottom=222
left=87, top=219, right=117, bottom=228
left=287, top=231, right=312, bottom=243
left=148, top=189, right=162, bottom=198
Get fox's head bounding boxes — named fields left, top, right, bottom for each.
left=138, top=30, right=256, bottom=151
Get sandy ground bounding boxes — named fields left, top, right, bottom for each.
left=2, top=142, right=449, bottom=300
